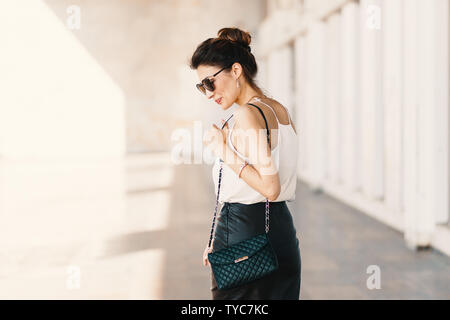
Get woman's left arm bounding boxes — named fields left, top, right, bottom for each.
left=205, top=108, right=281, bottom=201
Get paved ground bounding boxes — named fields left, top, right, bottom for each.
left=155, top=163, right=450, bottom=299
left=292, top=179, right=450, bottom=299
left=1, top=153, right=449, bottom=299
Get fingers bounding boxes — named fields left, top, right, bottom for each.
left=221, top=119, right=229, bottom=129
left=213, top=123, right=227, bottom=137
left=203, top=254, right=210, bottom=266
left=203, top=247, right=212, bottom=266
left=207, top=123, right=226, bottom=147
left=203, top=125, right=221, bottom=147
left=211, top=124, right=222, bottom=138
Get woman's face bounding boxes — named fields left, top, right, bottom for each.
left=196, top=63, right=241, bottom=110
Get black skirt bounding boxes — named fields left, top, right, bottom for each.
left=210, top=201, right=301, bottom=300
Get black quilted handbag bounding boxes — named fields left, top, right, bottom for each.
left=207, top=104, right=279, bottom=290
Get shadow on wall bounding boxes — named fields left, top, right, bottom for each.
left=41, top=0, right=265, bottom=153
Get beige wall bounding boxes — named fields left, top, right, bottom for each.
left=0, top=1, right=125, bottom=159
left=35, top=0, right=265, bottom=153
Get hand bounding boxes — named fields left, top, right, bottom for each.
left=203, top=120, right=229, bottom=159
left=219, top=119, right=230, bottom=143
left=203, top=245, right=212, bottom=267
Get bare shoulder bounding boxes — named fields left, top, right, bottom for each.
left=255, top=97, right=297, bottom=134
left=233, top=105, right=265, bottom=131
left=262, top=97, right=284, bottom=108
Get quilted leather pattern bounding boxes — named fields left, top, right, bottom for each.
left=208, top=233, right=279, bottom=290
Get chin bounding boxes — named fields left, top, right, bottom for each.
left=220, top=101, right=232, bottom=110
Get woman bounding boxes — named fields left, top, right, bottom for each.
left=189, top=27, right=301, bottom=300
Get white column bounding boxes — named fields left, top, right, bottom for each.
left=287, top=42, right=296, bottom=122
left=267, top=51, right=276, bottom=95
left=303, top=32, right=316, bottom=183
left=324, top=13, right=341, bottom=184
left=283, top=44, right=295, bottom=114
left=306, top=21, right=326, bottom=188
left=434, top=0, right=449, bottom=224
left=268, top=45, right=294, bottom=113
left=257, top=57, right=269, bottom=95
left=416, top=0, right=436, bottom=244
left=339, top=1, right=360, bottom=190
left=381, top=0, right=404, bottom=217
left=359, top=0, right=383, bottom=200
left=403, top=0, right=448, bottom=247
left=294, top=35, right=308, bottom=176
left=402, top=0, right=420, bottom=246
left=417, top=0, right=449, bottom=226
left=267, top=50, right=280, bottom=100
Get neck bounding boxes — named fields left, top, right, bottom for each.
left=235, top=83, right=264, bottom=106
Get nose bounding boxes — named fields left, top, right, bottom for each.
left=206, top=90, right=214, bottom=99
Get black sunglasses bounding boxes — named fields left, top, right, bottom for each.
left=196, top=64, right=233, bottom=95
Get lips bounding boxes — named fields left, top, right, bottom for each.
left=215, top=97, right=222, bottom=104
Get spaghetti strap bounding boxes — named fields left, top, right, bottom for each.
left=227, top=103, right=272, bottom=163
left=247, top=103, right=271, bottom=148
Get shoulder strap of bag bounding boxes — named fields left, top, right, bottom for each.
left=208, top=103, right=272, bottom=249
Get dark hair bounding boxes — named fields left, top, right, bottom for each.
left=189, top=27, right=263, bottom=93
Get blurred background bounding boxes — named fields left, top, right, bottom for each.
left=0, top=0, right=449, bottom=299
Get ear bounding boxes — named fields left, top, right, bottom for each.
left=231, top=62, right=243, bottom=80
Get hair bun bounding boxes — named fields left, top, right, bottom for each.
left=217, top=27, right=252, bottom=52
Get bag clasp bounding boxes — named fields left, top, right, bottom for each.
left=234, top=256, right=249, bottom=263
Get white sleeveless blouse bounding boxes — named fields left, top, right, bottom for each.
left=212, top=98, right=298, bottom=204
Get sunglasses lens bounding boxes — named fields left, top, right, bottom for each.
left=196, top=75, right=218, bottom=96
left=196, top=83, right=206, bottom=95
left=203, top=79, right=215, bottom=92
